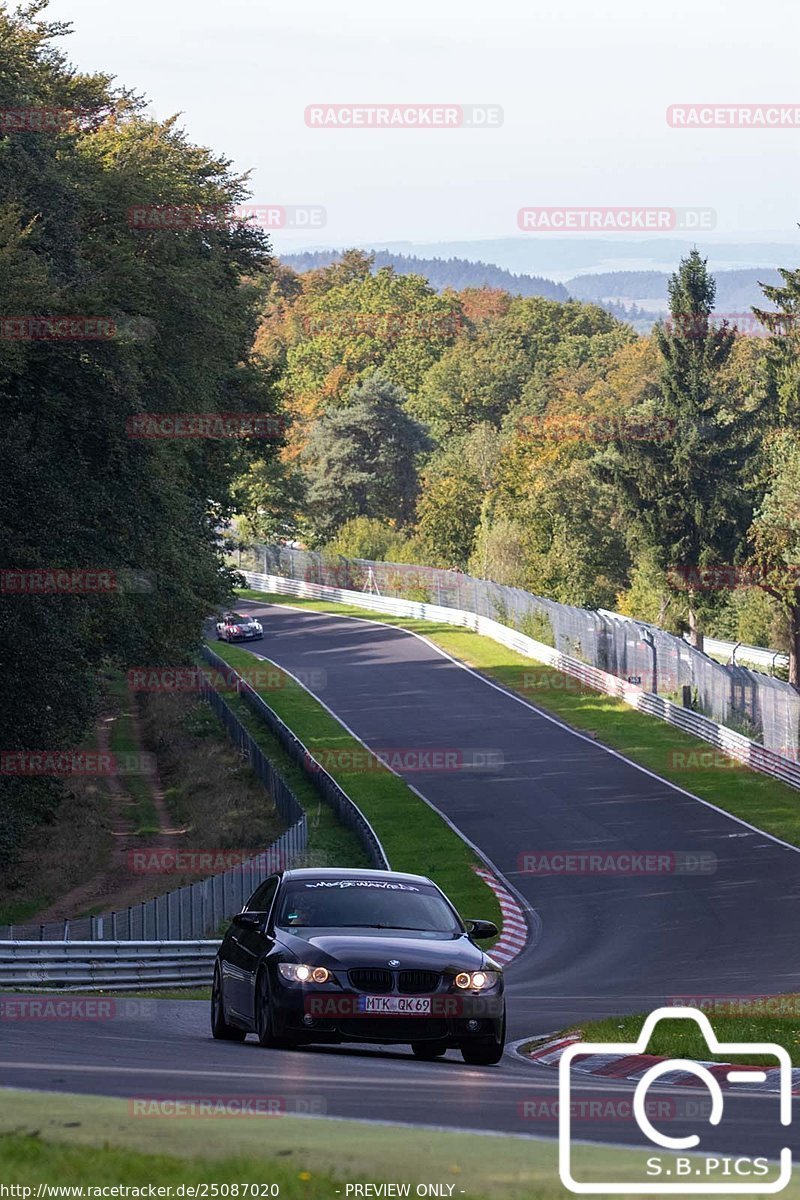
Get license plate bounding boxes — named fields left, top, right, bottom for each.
left=358, top=996, right=431, bottom=1015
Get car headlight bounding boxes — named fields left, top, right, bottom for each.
left=278, top=962, right=330, bottom=984
left=454, top=970, right=499, bottom=990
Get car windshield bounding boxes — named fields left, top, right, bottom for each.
left=275, top=879, right=462, bottom=934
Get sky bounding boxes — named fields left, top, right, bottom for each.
left=41, top=0, right=800, bottom=258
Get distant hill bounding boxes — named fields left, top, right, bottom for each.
left=279, top=249, right=569, bottom=302
left=275, top=238, right=800, bottom=278
left=567, top=268, right=783, bottom=319
left=277, top=248, right=787, bottom=333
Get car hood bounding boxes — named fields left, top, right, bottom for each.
left=275, top=928, right=495, bottom=971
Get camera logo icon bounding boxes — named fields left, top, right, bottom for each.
left=559, top=1006, right=792, bottom=1194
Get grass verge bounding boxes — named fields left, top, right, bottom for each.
left=237, top=590, right=800, bottom=849
left=202, top=680, right=371, bottom=870
left=4, top=1088, right=794, bottom=1198
left=209, top=641, right=502, bottom=934
left=563, top=1002, right=800, bottom=1066
left=105, top=670, right=159, bottom=836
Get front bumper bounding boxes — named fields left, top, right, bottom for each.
left=272, top=980, right=505, bottom=1044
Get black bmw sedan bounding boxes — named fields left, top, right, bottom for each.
left=211, top=867, right=506, bottom=1064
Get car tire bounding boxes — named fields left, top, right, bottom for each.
left=255, top=969, right=294, bottom=1049
left=211, top=965, right=246, bottom=1041
left=460, top=1012, right=506, bottom=1065
left=460, top=1040, right=504, bottom=1065
left=411, top=1039, right=449, bottom=1060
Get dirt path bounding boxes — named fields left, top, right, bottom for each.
left=29, top=699, right=188, bottom=925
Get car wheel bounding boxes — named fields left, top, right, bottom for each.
left=460, top=1040, right=504, bottom=1065
left=255, top=969, right=293, bottom=1049
left=411, top=1039, right=449, bottom=1060
left=460, top=1012, right=505, bottom=1065
left=210, top=965, right=246, bottom=1041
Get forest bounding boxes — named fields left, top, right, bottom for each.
left=4, top=2, right=800, bottom=873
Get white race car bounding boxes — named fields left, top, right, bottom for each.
left=216, top=611, right=264, bottom=642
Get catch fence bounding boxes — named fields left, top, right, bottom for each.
left=238, top=543, right=800, bottom=759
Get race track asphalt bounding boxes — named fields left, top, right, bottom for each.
left=2, top=599, right=798, bottom=1160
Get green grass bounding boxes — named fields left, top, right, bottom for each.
left=213, top=683, right=371, bottom=870
left=3, top=1089, right=794, bottom=1198
left=237, top=589, right=800, bottom=849
left=0, top=896, right=47, bottom=926
left=209, top=641, right=503, bottom=935
left=563, top=1001, right=800, bottom=1066
left=105, top=670, right=159, bottom=836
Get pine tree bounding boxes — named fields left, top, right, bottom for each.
left=598, top=250, right=759, bottom=648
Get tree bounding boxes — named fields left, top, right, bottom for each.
left=748, top=433, right=800, bottom=683
left=323, top=517, right=409, bottom=562
left=0, top=3, right=281, bottom=867
left=272, top=254, right=463, bottom=441
left=598, top=251, right=759, bottom=649
left=302, top=374, right=430, bottom=543
left=410, top=296, right=633, bottom=441
left=414, top=424, right=505, bottom=569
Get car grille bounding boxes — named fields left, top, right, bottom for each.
left=349, top=968, right=393, bottom=993
left=397, top=970, right=441, bottom=994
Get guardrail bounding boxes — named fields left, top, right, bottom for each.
left=0, top=940, right=219, bottom=990
left=696, top=635, right=788, bottom=675
left=598, top=609, right=791, bottom=676
left=243, top=571, right=800, bottom=794
left=201, top=645, right=390, bottom=869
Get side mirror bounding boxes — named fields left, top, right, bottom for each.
left=232, top=911, right=263, bottom=930
left=466, top=919, right=499, bottom=940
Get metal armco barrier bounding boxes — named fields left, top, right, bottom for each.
left=201, top=645, right=390, bottom=869
left=0, top=940, right=219, bottom=990
left=242, top=570, right=800, bottom=794
left=694, top=635, right=788, bottom=675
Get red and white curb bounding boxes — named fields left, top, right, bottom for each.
left=521, top=1033, right=800, bottom=1094
left=473, top=867, right=528, bottom=964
